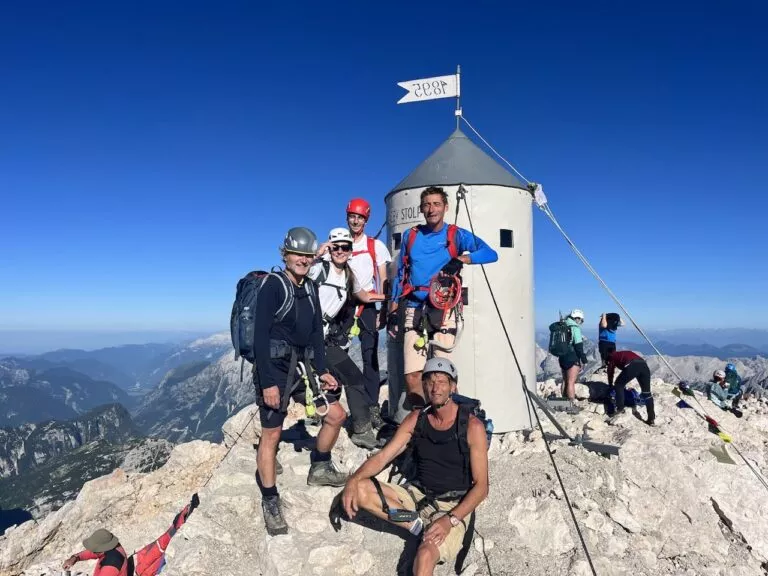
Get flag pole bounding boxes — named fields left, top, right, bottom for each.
left=455, top=64, right=462, bottom=129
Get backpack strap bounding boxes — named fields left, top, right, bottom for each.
left=446, top=224, right=460, bottom=259
left=399, top=226, right=421, bottom=298
left=269, top=271, right=295, bottom=322
left=367, top=236, right=379, bottom=291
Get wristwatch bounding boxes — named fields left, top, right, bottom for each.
left=447, top=512, right=461, bottom=527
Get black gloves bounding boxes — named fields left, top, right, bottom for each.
left=441, top=257, right=464, bottom=276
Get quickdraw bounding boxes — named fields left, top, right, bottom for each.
left=296, top=361, right=329, bottom=418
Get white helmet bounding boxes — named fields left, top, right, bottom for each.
left=714, top=369, right=726, bottom=380
left=328, top=227, right=353, bottom=244
left=569, top=309, right=585, bottom=321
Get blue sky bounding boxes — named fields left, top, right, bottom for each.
left=1, top=1, right=766, bottom=339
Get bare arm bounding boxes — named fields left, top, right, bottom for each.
left=350, top=411, right=418, bottom=481
left=447, top=416, right=489, bottom=522
left=354, top=289, right=385, bottom=303
left=600, top=314, right=608, bottom=329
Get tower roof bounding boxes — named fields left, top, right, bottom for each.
left=390, top=128, right=527, bottom=195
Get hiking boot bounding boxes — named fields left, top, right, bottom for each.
left=369, top=404, right=385, bottom=430
left=261, top=495, right=288, bottom=536
left=307, top=460, right=348, bottom=487
left=350, top=422, right=378, bottom=450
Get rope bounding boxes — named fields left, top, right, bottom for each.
left=459, top=191, right=597, bottom=576
left=459, top=115, right=768, bottom=497
left=199, top=408, right=260, bottom=489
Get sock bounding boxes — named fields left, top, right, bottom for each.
left=409, top=517, right=423, bottom=535
left=255, top=470, right=279, bottom=498
left=311, top=450, right=331, bottom=463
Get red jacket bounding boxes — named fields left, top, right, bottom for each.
left=607, top=350, right=643, bottom=384
left=74, top=546, right=130, bottom=576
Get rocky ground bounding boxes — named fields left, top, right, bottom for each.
left=3, top=373, right=768, bottom=576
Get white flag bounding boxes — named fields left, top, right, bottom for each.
left=397, top=73, right=459, bottom=104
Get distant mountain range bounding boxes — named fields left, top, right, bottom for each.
left=0, top=404, right=171, bottom=517
left=0, top=360, right=133, bottom=427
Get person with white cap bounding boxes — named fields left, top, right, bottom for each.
left=340, top=357, right=489, bottom=576
left=309, top=227, right=385, bottom=449
left=560, top=309, right=588, bottom=401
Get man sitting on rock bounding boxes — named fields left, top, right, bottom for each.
left=340, top=358, right=489, bottom=576
left=708, top=369, right=730, bottom=409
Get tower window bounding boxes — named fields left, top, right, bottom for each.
left=500, top=229, right=514, bottom=248
left=393, top=232, right=402, bottom=251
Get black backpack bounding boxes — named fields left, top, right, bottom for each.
left=230, top=269, right=315, bottom=363
left=548, top=319, right=573, bottom=357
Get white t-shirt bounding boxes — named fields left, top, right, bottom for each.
left=308, top=262, right=361, bottom=327
left=348, top=234, right=392, bottom=292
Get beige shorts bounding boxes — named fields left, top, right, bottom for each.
left=403, top=306, right=456, bottom=375
left=387, top=482, right=466, bottom=563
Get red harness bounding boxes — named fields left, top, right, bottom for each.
left=400, top=224, right=459, bottom=299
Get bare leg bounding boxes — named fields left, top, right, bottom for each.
left=257, top=426, right=282, bottom=488
left=315, top=402, right=345, bottom=453
left=405, top=371, right=425, bottom=408
left=413, top=544, right=440, bottom=576
left=565, top=365, right=580, bottom=400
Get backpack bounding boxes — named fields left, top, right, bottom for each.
left=230, top=270, right=315, bottom=362
left=400, top=224, right=460, bottom=297
left=548, top=319, right=573, bottom=357
left=389, top=394, right=491, bottom=489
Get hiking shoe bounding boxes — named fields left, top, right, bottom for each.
left=369, top=404, right=385, bottom=430
left=307, top=460, right=348, bottom=487
left=262, top=495, right=288, bottom=536
left=350, top=424, right=378, bottom=450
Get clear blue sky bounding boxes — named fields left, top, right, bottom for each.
left=1, top=1, right=766, bottom=336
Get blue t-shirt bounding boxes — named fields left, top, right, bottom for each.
left=599, top=327, right=616, bottom=343
left=391, top=224, right=498, bottom=306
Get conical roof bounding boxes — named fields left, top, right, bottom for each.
left=389, top=128, right=527, bottom=195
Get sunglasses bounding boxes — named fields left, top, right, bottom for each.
left=331, top=244, right=353, bottom=253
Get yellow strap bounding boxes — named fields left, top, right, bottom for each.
left=717, top=431, right=733, bottom=443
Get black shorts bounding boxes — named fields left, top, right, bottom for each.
left=558, top=354, right=580, bottom=371
left=253, top=362, right=340, bottom=429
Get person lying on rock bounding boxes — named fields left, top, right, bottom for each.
left=62, top=493, right=198, bottom=576
left=340, top=358, right=489, bottom=576
left=606, top=349, right=656, bottom=426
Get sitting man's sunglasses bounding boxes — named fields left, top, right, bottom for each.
left=331, top=244, right=353, bottom=253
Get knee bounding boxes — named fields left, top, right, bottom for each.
left=413, top=544, right=439, bottom=573
left=260, top=427, right=281, bottom=447
left=324, top=403, right=346, bottom=427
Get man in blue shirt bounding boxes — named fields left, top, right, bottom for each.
left=388, top=186, right=498, bottom=407
left=598, top=313, right=622, bottom=370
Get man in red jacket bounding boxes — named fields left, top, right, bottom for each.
left=606, top=350, right=656, bottom=426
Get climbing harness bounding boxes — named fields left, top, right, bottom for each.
left=296, top=361, right=329, bottom=418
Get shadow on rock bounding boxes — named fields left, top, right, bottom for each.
left=280, top=421, right=316, bottom=453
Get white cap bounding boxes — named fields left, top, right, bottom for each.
left=328, top=227, right=353, bottom=244
left=569, top=309, right=585, bottom=321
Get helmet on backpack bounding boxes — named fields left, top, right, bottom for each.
left=725, top=363, right=736, bottom=373
left=346, top=198, right=371, bottom=220
left=328, top=227, right=353, bottom=244
left=282, top=227, right=318, bottom=256
left=422, top=357, right=458, bottom=382
left=569, top=309, right=585, bottom=322
left=714, top=369, right=726, bottom=380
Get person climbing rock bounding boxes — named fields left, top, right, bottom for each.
left=606, top=350, right=655, bottom=426
left=346, top=198, right=392, bottom=430
left=388, top=186, right=498, bottom=408
left=724, top=363, right=744, bottom=409
left=559, top=309, right=588, bottom=401
left=309, top=227, right=385, bottom=449
left=597, top=312, right=623, bottom=370
left=252, top=227, right=348, bottom=536
left=340, top=358, right=489, bottom=576
left=62, top=494, right=199, bottom=576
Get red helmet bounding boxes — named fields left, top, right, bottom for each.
left=346, top=198, right=371, bottom=220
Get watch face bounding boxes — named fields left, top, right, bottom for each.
left=449, top=514, right=459, bottom=526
